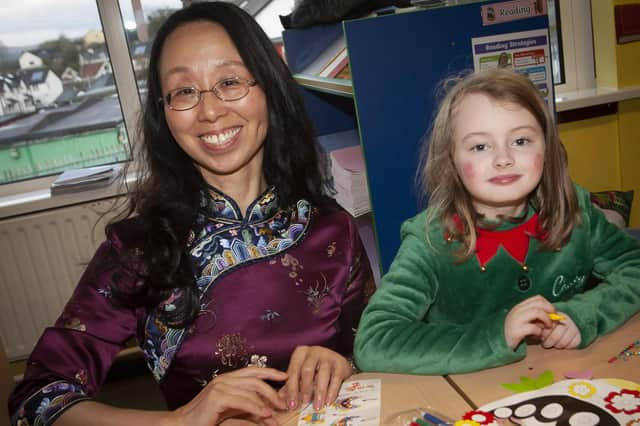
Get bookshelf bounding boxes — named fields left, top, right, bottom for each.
left=283, top=3, right=551, bottom=274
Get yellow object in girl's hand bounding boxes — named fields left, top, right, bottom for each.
left=548, top=313, right=565, bottom=321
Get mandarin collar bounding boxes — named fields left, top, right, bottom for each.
left=199, top=184, right=279, bottom=222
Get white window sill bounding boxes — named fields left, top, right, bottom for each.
left=0, top=174, right=134, bottom=220
left=555, top=85, right=640, bottom=112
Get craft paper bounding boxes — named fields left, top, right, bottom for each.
left=459, top=378, right=640, bottom=425
left=501, top=370, right=555, bottom=393
left=298, top=379, right=381, bottom=425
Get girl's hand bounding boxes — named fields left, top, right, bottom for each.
left=279, top=346, right=353, bottom=411
left=540, top=312, right=582, bottom=349
left=504, top=295, right=555, bottom=350
left=169, top=366, right=287, bottom=426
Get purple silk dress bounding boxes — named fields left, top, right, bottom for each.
left=9, top=186, right=375, bottom=425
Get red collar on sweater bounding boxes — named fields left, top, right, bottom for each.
left=448, top=213, right=547, bottom=267
left=476, top=213, right=543, bottom=267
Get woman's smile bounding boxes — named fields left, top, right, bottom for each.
left=199, top=126, right=241, bottom=148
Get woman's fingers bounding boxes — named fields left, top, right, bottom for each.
left=284, top=346, right=352, bottom=410
left=298, top=356, right=318, bottom=406
left=214, top=369, right=288, bottom=411
left=312, top=361, right=332, bottom=409
left=215, top=382, right=274, bottom=417
left=227, top=366, right=288, bottom=381
left=325, top=365, right=345, bottom=406
left=285, top=346, right=308, bottom=409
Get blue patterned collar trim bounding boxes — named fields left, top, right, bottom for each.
left=200, top=185, right=279, bottom=222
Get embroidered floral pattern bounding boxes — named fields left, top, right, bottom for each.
left=141, top=187, right=312, bottom=382
left=568, top=381, right=597, bottom=399
left=96, top=287, right=111, bottom=298
left=303, top=272, right=330, bottom=313
left=327, top=241, right=337, bottom=257
left=74, top=370, right=88, bottom=386
left=215, top=333, right=250, bottom=368
left=63, top=317, right=86, bottom=332
left=279, top=253, right=304, bottom=286
left=604, top=389, right=640, bottom=415
left=247, top=354, right=268, bottom=368
left=260, top=309, right=280, bottom=321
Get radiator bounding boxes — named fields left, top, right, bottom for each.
left=0, top=199, right=121, bottom=360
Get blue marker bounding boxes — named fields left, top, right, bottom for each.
left=422, top=411, right=452, bottom=426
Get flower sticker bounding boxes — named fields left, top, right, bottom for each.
left=604, top=389, right=640, bottom=415
left=463, top=410, right=495, bottom=424
left=568, top=381, right=597, bottom=398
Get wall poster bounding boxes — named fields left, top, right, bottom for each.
left=472, top=28, right=554, bottom=115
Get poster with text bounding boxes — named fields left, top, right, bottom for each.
left=472, top=28, right=554, bottom=115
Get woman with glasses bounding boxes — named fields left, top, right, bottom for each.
left=9, top=3, right=374, bottom=425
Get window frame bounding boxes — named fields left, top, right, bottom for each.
left=554, top=0, right=596, bottom=94
left=0, top=0, right=141, bottom=210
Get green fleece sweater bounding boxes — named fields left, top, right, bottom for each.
left=354, top=185, right=640, bottom=374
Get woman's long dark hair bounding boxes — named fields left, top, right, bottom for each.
left=109, top=2, right=327, bottom=327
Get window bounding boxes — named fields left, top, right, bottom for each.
left=0, top=1, right=136, bottom=188
left=117, top=0, right=182, bottom=97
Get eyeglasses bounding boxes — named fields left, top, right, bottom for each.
left=161, top=77, right=257, bottom=111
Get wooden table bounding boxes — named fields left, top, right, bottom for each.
left=448, top=312, right=640, bottom=408
left=223, top=372, right=472, bottom=425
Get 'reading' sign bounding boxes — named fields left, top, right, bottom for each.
left=481, top=0, right=548, bottom=26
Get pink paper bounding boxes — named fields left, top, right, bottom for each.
left=563, top=370, right=593, bottom=380
left=331, top=146, right=364, bottom=173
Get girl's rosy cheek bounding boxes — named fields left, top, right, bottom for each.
left=534, top=154, right=544, bottom=172
left=461, top=162, right=475, bottom=179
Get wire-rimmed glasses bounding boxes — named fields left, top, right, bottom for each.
left=161, top=77, right=257, bottom=111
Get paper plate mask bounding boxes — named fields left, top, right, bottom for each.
left=457, top=378, right=640, bottom=426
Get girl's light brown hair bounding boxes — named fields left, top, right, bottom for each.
left=418, top=68, right=580, bottom=260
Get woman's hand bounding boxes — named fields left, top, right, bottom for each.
left=169, top=367, right=287, bottom=426
left=280, top=346, right=353, bottom=411
left=540, top=312, right=581, bottom=349
left=504, top=295, right=555, bottom=350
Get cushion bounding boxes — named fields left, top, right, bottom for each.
left=590, top=190, right=634, bottom=227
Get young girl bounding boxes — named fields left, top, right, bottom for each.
left=354, top=68, right=640, bottom=374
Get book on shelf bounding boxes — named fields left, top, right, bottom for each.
left=333, top=63, right=351, bottom=80
left=318, top=47, right=348, bottom=79
left=50, top=164, right=122, bottom=195
left=301, top=33, right=346, bottom=77
left=330, top=145, right=371, bottom=217
left=316, top=129, right=359, bottom=195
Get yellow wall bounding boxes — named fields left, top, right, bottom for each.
left=593, top=0, right=640, bottom=88
left=559, top=99, right=640, bottom=227
left=560, top=116, right=620, bottom=190
left=561, top=0, right=640, bottom=227
left=618, top=98, right=640, bottom=226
